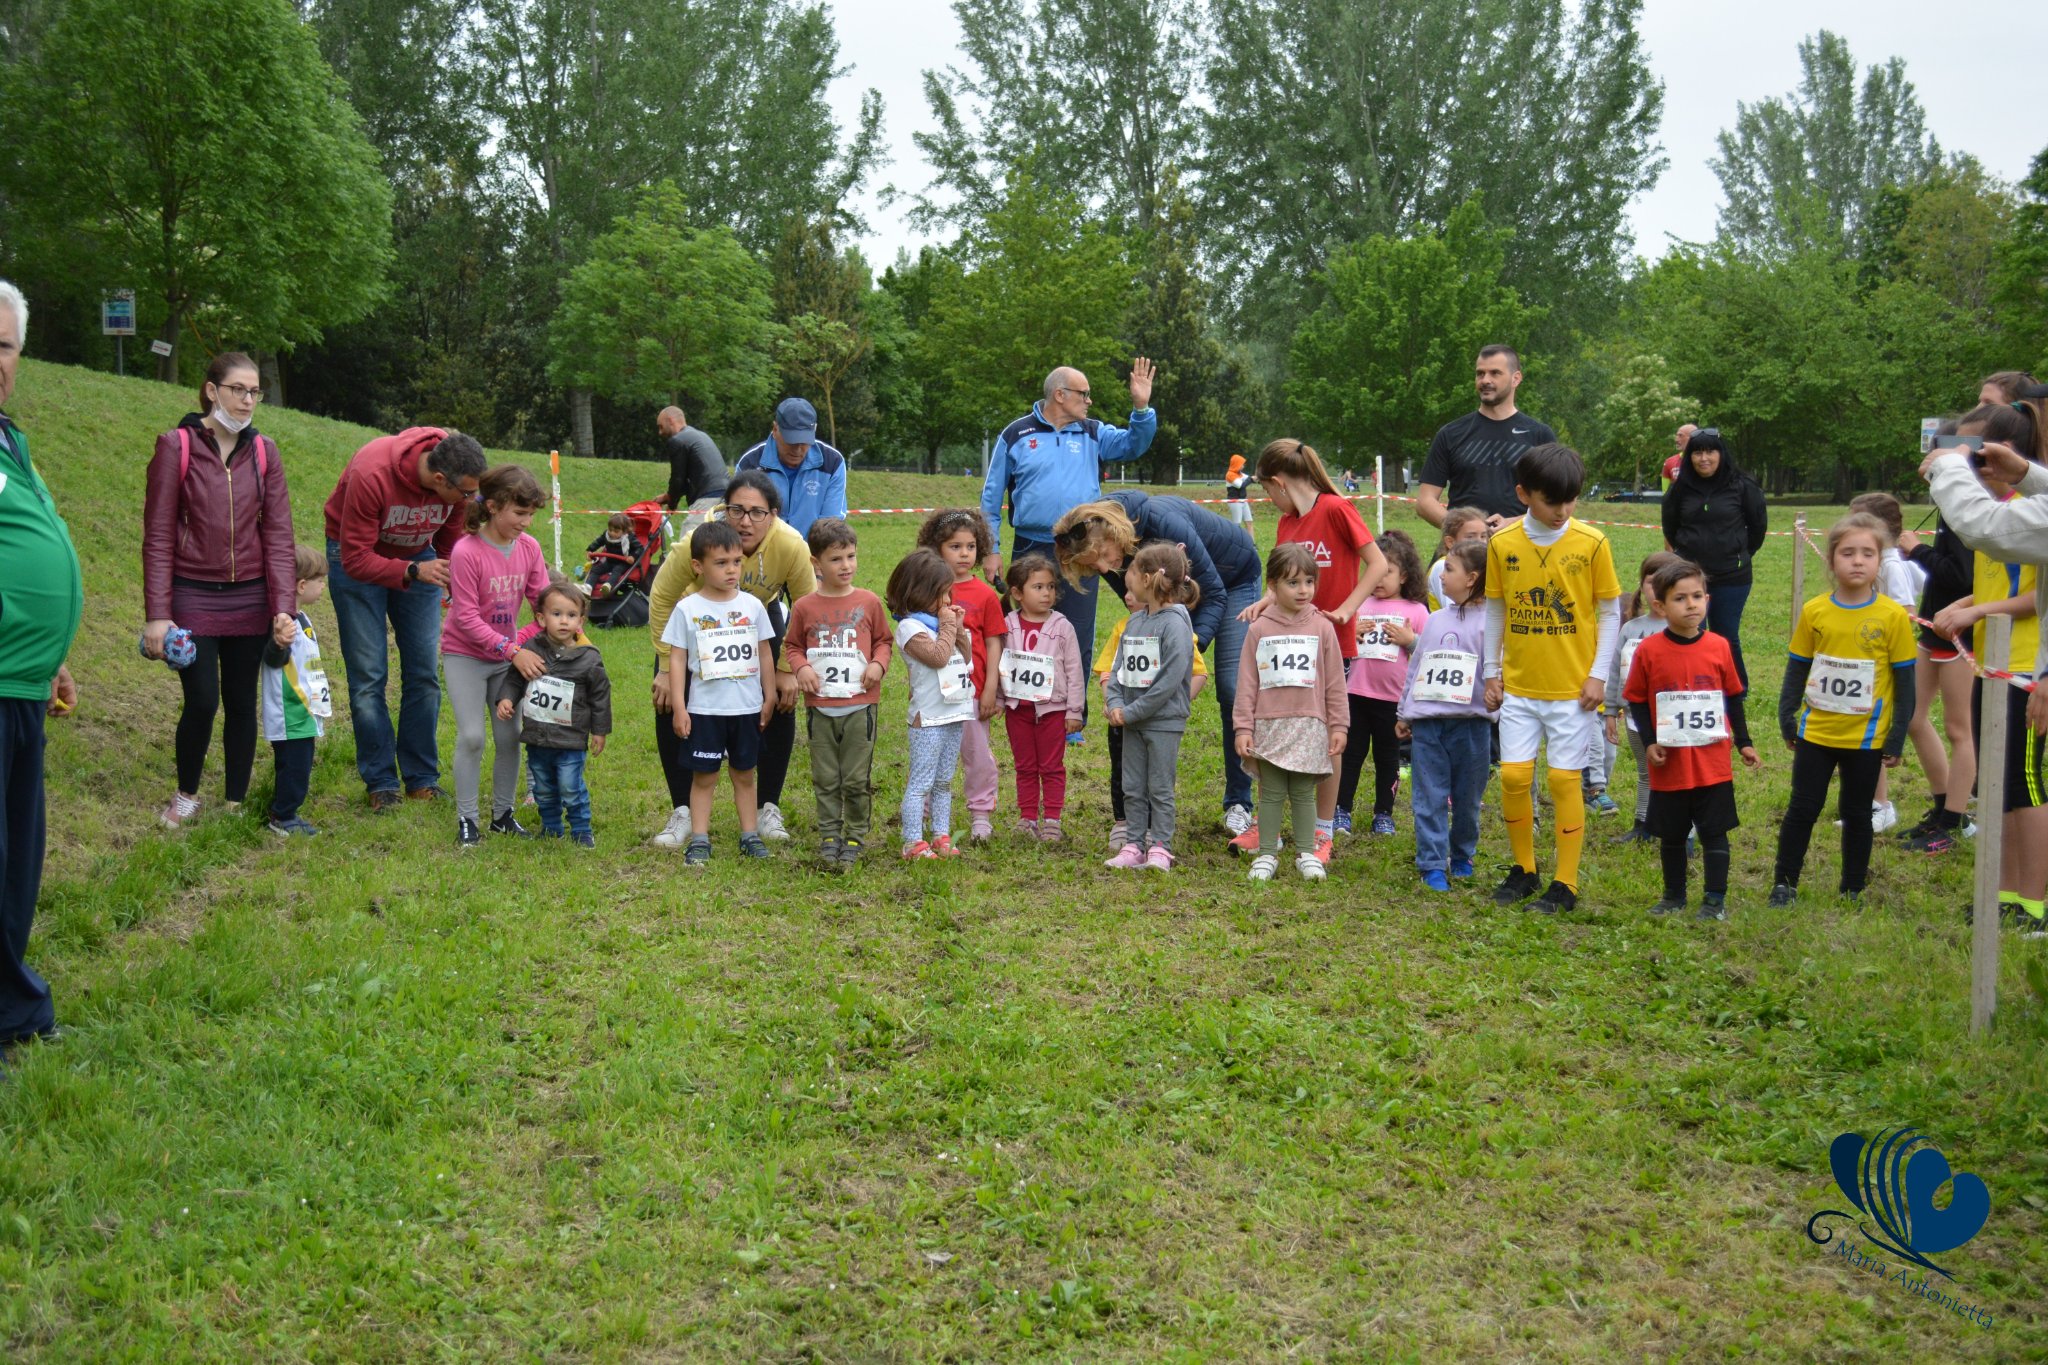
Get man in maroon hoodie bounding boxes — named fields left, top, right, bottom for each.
left=322, top=427, right=487, bottom=809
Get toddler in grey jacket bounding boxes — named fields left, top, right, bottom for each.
left=1102, top=545, right=1201, bottom=870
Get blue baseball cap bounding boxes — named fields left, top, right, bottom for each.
left=774, top=397, right=817, bottom=445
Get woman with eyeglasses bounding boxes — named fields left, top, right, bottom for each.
left=644, top=469, right=816, bottom=847
left=1660, top=427, right=1768, bottom=687
left=142, top=352, right=299, bottom=827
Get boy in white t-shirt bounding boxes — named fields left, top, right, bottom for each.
left=661, top=521, right=777, bottom=866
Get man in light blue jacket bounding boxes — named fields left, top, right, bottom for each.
left=734, top=397, right=847, bottom=537
left=980, top=358, right=1158, bottom=710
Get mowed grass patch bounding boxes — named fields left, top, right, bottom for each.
left=2, top=359, right=2045, bottom=1358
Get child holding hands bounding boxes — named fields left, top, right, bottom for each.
left=494, top=579, right=612, bottom=845
left=1001, top=555, right=1085, bottom=841
left=1235, top=543, right=1348, bottom=882
left=260, top=545, right=332, bottom=838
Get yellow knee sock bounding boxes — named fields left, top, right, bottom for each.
left=1501, top=760, right=1536, bottom=874
left=1549, top=767, right=1586, bottom=891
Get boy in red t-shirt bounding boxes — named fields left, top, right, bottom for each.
left=1623, top=559, right=1762, bottom=920
left=919, top=509, right=1007, bottom=840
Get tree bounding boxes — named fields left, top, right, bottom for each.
left=777, top=314, right=870, bottom=447
left=1201, top=0, right=1663, bottom=336
left=1121, top=172, right=1264, bottom=483
left=912, top=0, right=1203, bottom=237
left=1593, top=354, right=1692, bottom=490
left=547, top=184, right=780, bottom=433
left=1711, top=30, right=1940, bottom=258
left=0, top=0, right=393, bottom=381
left=1994, top=146, right=2048, bottom=374
left=878, top=248, right=966, bottom=472
left=1285, top=200, right=1535, bottom=471
left=915, top=169, right=1137, bottom=453
left=472, top=0, right=883, bottom=454
left=769, top=220, right=882, bottom=449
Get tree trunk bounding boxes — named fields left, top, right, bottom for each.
left=154, top=310, right=180, bottom=384
left=258, top=351, right=286, bottom=409
left=822, top=387, right=838, bottom=447
left=570, top=387, right=595, bottom=459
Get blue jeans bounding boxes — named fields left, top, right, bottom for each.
left=1706, top=578, right=1751, bottom=689
left=1410, top=716, right=1492, bottom=873
left=0, top=699, right=55, bottom=1043
left=1014, top=535, right=1096, bottom=713
left=527, top=746, right=592, bottom=836
left=1209, top=573, right=1263, bottom=810
left=326, top=540, right=444, bottom=795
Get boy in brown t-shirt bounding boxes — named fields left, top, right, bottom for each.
left=785, top=518, right=893, bottom=869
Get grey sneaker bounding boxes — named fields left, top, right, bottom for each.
left=838, top=837, right=864, bottom=868
left=683, top=835, right=712, bottom=867
left=1038, top=818, right=1065, bottom=844
left=819, top=837, right=844, bottom=869
left=739, top=832, right=772, bottom=859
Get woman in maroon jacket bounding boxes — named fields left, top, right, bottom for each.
left=142, top=352, right=297, bottom=827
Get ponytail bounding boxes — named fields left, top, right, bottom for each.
left=1130, top=541, right=1202, bottom=609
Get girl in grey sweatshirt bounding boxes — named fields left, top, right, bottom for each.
left=1103, top=544, right=1199, bottom=870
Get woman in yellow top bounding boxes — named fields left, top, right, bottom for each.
left=646, top=470, right=816, bottom=846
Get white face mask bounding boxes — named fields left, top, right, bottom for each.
left=211, top=404, right=252, bottom=434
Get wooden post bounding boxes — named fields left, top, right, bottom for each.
left=1971, top=615, right=2009, bottom=1035
left=1789, top=513, right=1807, bottom=631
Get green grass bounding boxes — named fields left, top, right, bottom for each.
left=3, top=358, right=2046, bottom=1360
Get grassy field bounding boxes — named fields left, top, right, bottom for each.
left=2, top=358, right=2045, bottom=1360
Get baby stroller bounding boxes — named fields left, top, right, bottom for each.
left=583, top=500, right=669, bottom=629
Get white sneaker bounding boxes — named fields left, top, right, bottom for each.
left=1224, top=804, right=1254, bottom=836
left=1871, top=801, right=1898, bottom=834
left=757, top=802, right=790, bottom=841
left=1248, top=853, right=1279, bottom=882
left=1961, top=820, right=1978, bottom=839
left=1295, top=852, right=1327, bottom=881
left=160, top=792, right=200, bottom=828
left=650, top=805, right=692, bottom=848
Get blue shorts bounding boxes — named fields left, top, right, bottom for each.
left=683, top=711, right=762, bottom=772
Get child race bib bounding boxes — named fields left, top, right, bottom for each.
left=1356, top=615, right=1403, bottom=662
left=697, top=624, right=759, bottom=683
left=1000, top=648, right=1058, bottom=704
left=1255, top=634, right=1319, bottom=689
left=302, top=665, right=333, bottom=719
left=937, top=654, right=975, bottom=703
left=1654, top=689, right=1727, bottom=747
left=1115, top=635, right=1162, bottom=690
left=1806, top=653, right=1876, bottom=715
left=808, top=646, right=865, bottom=699
left=1410, top=649, right=1478, bottom=705
left=522, top=673, right=576, bottom=726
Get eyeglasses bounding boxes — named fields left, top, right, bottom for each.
left=1060, top=386, right=1092, bottom=402
left=217, top=384, right=265, bottom=402
left=719, top=504, right=773, bottom=524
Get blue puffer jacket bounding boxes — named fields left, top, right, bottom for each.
left=1097, top=490, right=1260, bottom=649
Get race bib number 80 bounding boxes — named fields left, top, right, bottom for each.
left=1115, top=635, right=1162, bottom=690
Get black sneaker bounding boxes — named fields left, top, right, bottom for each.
left=819, top=837, right=844, bottom=870
left=1901, top=828, right=1955, bottom=855
left=457, top=817, right=483, bottom=848
left=571, top=831, right=596, bottom=849
left=739, top=832, right=771, bottom=859
left=1610, top=822, right=1653, bottom=845
left=368, top=789, right=403, bottom=813
left=683, top=835, right=712, bottom=866
left=839, top=837, right=864, bottom=868
left=1695, top=895, right=1728, bottom=922
left=1767, top=882, right=1797, bottom=907
left=490, top=812, right=536, bottom=839
left=1648, top=897, right=1687, bottom=916
left=1527, top=880, right=1577, bottom=915
left=1492, top=867, right=1542, bottom=905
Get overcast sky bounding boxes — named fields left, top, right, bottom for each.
left=823, top=0, right=2038, bottom=271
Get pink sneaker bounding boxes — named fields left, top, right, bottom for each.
left=931, top=834, right=963, bottom=858
left=1229, top=822, right=1263, bottom=856
left=901, top=840, right=936, bottom=860
left=160, top=792, right=201, bottom=828
left=1312, top=830, right=1335, bottom=864
left=1143, top=845, right=1175, bottom=872
left=1103, top=843, right=1145, bottom=869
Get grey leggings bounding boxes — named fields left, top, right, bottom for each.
left=445, top=653, right=519, bottom=823
left=1626, top=726, right=1652, bottom=823
left=1122, top=725, right=1183, bottom=851
left=1258, top=759, right=1320, bottom=856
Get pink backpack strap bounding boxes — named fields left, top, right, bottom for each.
left=177, top=426, right=191, bottom=482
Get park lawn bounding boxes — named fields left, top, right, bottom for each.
left=1, top=358, right=2045, bottom=1360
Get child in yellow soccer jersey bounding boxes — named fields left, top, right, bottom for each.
left=1482, top=444, right=1623, bottom=914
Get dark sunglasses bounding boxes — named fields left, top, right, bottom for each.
left=1054, top=517, right=1104, bottom=550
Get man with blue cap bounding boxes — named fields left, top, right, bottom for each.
left=734, top=397, right=847, bottom=537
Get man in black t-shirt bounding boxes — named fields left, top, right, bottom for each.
left=1416, top=345, right=1556, bottom=529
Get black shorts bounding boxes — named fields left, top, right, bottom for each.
left=682, top=711, right=763, bottom=773
left=1647, top=781, right=1740, bottom=842
left=1970, top=681, right=2046, bottom=811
